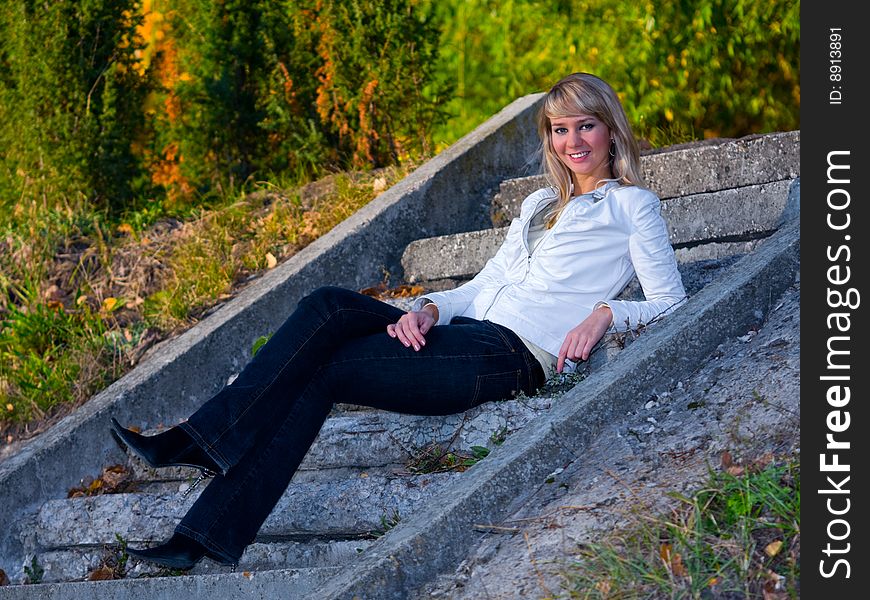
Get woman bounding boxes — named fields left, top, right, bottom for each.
left=111, top=72, right=687, bottom=569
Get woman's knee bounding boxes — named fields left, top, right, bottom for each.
left=300, top=286, right=357, bottom=310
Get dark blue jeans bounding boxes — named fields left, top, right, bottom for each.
left=175, top=286, right=545, bottom=563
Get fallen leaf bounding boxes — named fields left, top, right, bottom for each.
left=720, top=450, right=733, bottom=469
left=764, top=540, right=783, bottom=557
left=726, top=465, right=745, bottom=476
left=88, top=566, right=115, bottom=581
left=595, top=579, right=611, bottom=596
left=117, top=223, right=134, bottom=235
left=359, top=284, right=387, bottom=297
left=5, top=404, right=13, bottom=412
left=265, top=252, right=277, bottom=269
left=372, top=177, right=387, bottom=193
left=0, top=568, right=10, bottom=586
left=102, top=297, right=118, bottom=312
left=708, top=576, right=720, bottom=587
left=659, top=543, right=687, bottom=577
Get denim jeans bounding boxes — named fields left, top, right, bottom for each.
left=175, top=286, right=545, bottom=563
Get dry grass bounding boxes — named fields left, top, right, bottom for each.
left=0, top=163, right=418, bottom=443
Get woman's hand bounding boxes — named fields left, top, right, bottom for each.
left=557, top=305, right=613, bottom=372
left=387, top=305, right=437, bottom=351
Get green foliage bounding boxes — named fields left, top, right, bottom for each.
left=304, top=0, right=447, bottom=167
left=251, top=333, right=272, bottom=357
left=23, top=555, right=44, bottom=584
left=0, top=0, right=149, bottom=213
left=423, top=0, right=800, bottom=146
left=0, top=283, right=113, bottom=422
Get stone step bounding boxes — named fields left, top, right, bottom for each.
left=30, top=539, right=371, bottom=584
left=490, top=130, right=799, bottom=226
left=35, top=472, right=461, bottom=549
left=3, top=565, right=340, bottom=599
left=403, top=178, right=798, bottom=283
left=120, top=395, right=558, bottom=484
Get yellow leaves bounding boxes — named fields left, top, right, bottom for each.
left=764, top=540, right=783, bottom=557
left=5, top=404, right=13, bottom=412
left=659, top=543, right=687, bottom=577
left=664, top=109, right=674, bottom=122
left=117, top=223, right=134, bottom=236
left=102, top=297, right=118, bottom=312
left=68, top=464, right=131, bottom=498
left=359, top=284, right=425, bottom=299
left=265, top=252, right=278, bottom=269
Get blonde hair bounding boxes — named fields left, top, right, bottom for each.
left=537, top=73, right=644, bottom=226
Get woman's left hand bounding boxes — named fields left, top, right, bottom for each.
left=557, top=305, right=613, bottom=372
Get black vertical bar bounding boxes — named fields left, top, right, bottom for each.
left=802, top=1, right=868, bottom=597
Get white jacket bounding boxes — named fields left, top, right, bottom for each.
left=413, top=181, right=687, bottom=358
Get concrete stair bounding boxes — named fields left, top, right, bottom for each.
left=0, top=129, right=800, bottom=598
left=15, top=389, right=562, bottom=585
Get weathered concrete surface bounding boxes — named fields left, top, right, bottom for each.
left=0, top=566, right=340, bottom=600
left=416, top=280, right=800, bottom=599
left=0, top=92, right=547, bottom=578
left=490, top=130, right=799, bottom=225
left=124, top=395, right=555, bottom=482
left=313, top=218, right=799, bottom=600
left=35, top=473, right=459, bottom=548
left=31, top=540, right=371, bottom=584
left=404, top=176, right=798, bottom=283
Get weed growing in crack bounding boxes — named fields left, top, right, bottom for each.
left=406, top=442, right=490, bottom=474
left=490, top=426, right=509, bottom=446
left=372, top=509, right=401, bottom=538
left=23, top=555, right=44, bottom=584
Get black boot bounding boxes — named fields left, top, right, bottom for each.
left=110, top=417, right=221, bottom=476
left=127, top=532, right=234, bottom=570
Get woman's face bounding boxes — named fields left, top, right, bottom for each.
left=549, top=114, right=613, bottom=195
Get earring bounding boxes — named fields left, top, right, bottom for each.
left=609, top=139, right=616, bottom=158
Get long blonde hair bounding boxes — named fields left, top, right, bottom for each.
left=537, top=73, right=644, bottom=226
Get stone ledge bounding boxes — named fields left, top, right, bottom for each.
left=404, top=176, right=798, bottom=283
left=490, top=130, right=800, bottom=225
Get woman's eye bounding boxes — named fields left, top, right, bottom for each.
left=580, top=123, right=594, bottom=130
left=553, top=127, right=567, bottom=135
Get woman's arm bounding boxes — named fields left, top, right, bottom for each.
left=602, top=193, right=687, bottom=331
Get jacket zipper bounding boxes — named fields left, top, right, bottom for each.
left=482, top=196, right=555, bottom=320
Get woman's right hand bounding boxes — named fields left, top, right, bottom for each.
left=387, top=306, right=437, bottom=352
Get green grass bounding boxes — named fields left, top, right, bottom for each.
left=0, top=164, right=417, bottom=429
left=559, top=457, right=800, bottom=599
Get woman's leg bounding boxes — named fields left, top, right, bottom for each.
left=174, top=316, right=545, bottom=563
left=178, top=286, right=405, bottom=474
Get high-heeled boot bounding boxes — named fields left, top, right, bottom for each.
left=127, top=532, right=235, bottom=570
left=110, top=417, right=221, bottom=478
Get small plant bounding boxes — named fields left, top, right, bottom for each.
left=23, top=555, right=44, bottom=584
left=372, top=509, right=401, bottom=538
left=406, top=443, right=490, bottom=474
left=490, top=426, right=509, bottom=446
left=87, top=533, right=130, bottom=581
left=251, top=334, right=273, bottom=357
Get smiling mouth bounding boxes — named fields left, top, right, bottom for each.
left=568, top=151, right=590, bottom=159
